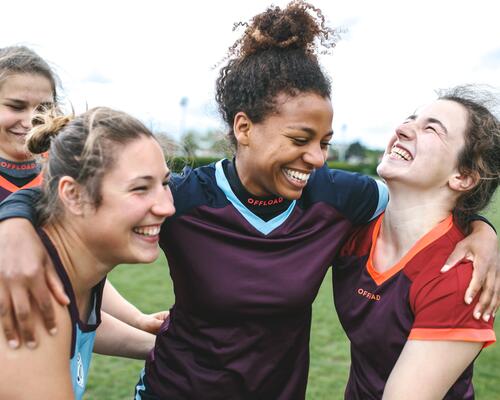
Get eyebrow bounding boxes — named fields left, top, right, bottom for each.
left=287, top=125, right=334, bottom=137
left=406, top=115, right=448, bottom=134
left=4, top=98, right=26, bottom=104
left=5, top=99, right=54, bottom=107
left=129, top=171, right=171, bottom=182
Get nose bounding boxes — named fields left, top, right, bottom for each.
left=395, top=122, right=416, bottom=141
left=303, top=143, right=327, bottom=169
left=19, top=110, right=34, bottom=130
left=152, top=186, right=176, bottom=219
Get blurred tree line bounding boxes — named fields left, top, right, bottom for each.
left=155, top=129, right=383, bottom=176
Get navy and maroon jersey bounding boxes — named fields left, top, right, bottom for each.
left=139, top=159, right=385, bottom=399
left=38, top=229, right=105, bottom=400
left=333, top=214, right=496, bottom=400
left=0, top=172, right=42, bottom=202
left=0, top=157, right=42, bottom=202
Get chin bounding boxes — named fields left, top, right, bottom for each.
left=280, top=189, right=302, bottom=201
left=138, top=249, right=160, bottom=264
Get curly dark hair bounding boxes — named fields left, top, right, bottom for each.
left=215, top=0, right=339, bottom=147
left=438, top=85, right=500, bottom=228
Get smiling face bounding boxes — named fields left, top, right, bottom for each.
left=235, top=92, right=333, bottom=200
left=377, top=99, right=469, bottom=192
left=79, top=135, right=175, bottom=266
left=0, top=73, right=54, bottom=161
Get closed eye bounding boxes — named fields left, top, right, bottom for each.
left=7, top=104, right=25, bottom=111
left=132, top=186, right=148, bottom=192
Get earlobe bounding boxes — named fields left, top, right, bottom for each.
left=449, top=171, right=479, bottom=192
left=233, top=112, right=253, bottom=146
left=58, top=177, right=85, bottom=216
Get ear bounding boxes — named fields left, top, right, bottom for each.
left=449, top=170, right=479, bottom=192
left=58, top=176, right=86, bottom=216
left=233, top=111, right=253, bottom=147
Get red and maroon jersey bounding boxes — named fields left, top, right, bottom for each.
left=333, top=214, right=496, bottom=400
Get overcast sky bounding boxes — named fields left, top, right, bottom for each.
left=2, top=0, right=499, bottom=149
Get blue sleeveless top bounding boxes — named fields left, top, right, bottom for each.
left=38, top=229, right=105, bottom=400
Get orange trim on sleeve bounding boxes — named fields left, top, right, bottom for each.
left=366, top=214, right=454, bottom=285
left=409, top=327, right=496, bottom=348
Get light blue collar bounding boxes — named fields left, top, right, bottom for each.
left=215, top=160, right=296, bottom=235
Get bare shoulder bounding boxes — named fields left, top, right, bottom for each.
left=0, top=297, right=75, bottom=399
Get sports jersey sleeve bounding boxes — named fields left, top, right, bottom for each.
left=370, top=180, right=388, bottom=221
left=325, top=169, right=382, bottom=225
left=0, top=187, right=39, bottom=224
left=409, top=261, right=496, bottom=348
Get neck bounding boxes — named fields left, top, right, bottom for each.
left=234, top=153, right=264, bottom=197
left=374, top=184, right=455, bottom=271
left=42, top=221, right=110, bottom=301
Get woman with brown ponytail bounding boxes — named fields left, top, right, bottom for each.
left=0, top=108, right=175, bottom=399
left=0, top=2, right=497, bottom=399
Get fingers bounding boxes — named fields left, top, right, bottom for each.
left=473, top=262, right=499, bottom=321
left=0, top=283, right=19, bottom=349
left=153, top=310, right=169, bottom=321
left=138, top=312, right=169, bottom=334
left=492, top=273, right=500, bottom=318
left=441, top=243, right=471, bottom=273
left=31, top=270, right=59, bottom=336
left=45, top=264, right=70, bottom=307
left=10, top=285, right=36, bottom=348
left=143, top=317, right=163, bottom=334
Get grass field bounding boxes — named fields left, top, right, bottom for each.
left=85, top=194, right=500, bottom=399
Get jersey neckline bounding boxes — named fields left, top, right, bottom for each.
left=366, top=213, right=454, bottom=285
left=215, top=160, right=296, bottom=235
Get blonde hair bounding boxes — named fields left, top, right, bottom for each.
left=27, top=107, right=155, bottom=224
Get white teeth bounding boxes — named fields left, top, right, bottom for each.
left=133, top=225, right=161, bottom=236
left=390, top=146, right=412, bottom=161
left=284, top=168, right=311, bottom=182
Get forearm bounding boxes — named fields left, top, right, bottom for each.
left=102, top=280, right=143, bottom=328
left=94, top=312, right=155, bottom=359
left=383, top=340, right=483, bottom=400
left=0, top=188, right=40, bottom=223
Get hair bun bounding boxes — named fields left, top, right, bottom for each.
left=27, top=112, right=73, bottom=154
left=236, top=0, right=338, bottom=57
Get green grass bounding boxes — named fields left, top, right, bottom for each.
left=85, top=193, right=500, bottom=399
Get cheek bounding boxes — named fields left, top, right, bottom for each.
left=0, top=111, right=15, bottom=130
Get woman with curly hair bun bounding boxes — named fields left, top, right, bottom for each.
left=0, top=2, right=497, bottom=399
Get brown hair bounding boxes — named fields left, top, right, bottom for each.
left=215, top=0, right=338, bottom=147
left=27, top=107, right=155, bottom=224
left=438, top=85, right=500, bottom=227
left=0, top=46, right=59, bottom=101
